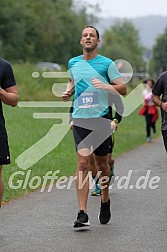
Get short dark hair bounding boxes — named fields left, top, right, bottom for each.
left=144, top=79, right=155, bottom=85
left=82, top=25, right=100, bottom=39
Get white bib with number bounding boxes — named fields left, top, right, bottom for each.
left=78, top=92, right=99, bottom=108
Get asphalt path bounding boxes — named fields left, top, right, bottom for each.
left=0, top=137, right=167, bottom=252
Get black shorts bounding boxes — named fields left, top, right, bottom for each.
left=0, top=133, right=10, bottom=165
left=108, top=134, right=114, bottom=154
left=162, top=130, right=167, bottom=152
left=73, top=115, right=112, bottom=156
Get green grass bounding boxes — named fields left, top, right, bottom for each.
left=1, top=63, right=161, bottom=203
left=13, top=62, right=67, bottom=101
left=3, top=105, right=77, bottom=202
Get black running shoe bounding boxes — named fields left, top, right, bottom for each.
left=99, top=199, right=111, bottom=224
left=74, top=210, right=90, bottom=228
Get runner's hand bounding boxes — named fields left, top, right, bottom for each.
left=92, top=78, right=107, bottom=90
left=161, top=102, right=167, bottom=112
left=69, top=121, right=73, bottom=129
left=62, top=90, right=71, bottom=102
left=111, top=121, right=117, bottom=131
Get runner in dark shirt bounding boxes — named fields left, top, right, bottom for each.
left=0, top=57, right=19, bottom=206
left=152, top=71, right=167, bottom=152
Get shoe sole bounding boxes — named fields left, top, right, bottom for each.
left=74, top=220, right=90, bottom=228
left=90, top=192, right=102, bottom=196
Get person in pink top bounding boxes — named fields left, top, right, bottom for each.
left=139, top=79, right=158, bottom=142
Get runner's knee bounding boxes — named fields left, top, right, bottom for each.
left=78, top=160, right=89, bottom=172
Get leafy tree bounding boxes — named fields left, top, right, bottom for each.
left=0, top=0, right=29, bottom=61
left=100, top=19, right=144, bottom=71
left=152, top=27, right=167, bottom=74
left=0, top=0, right=97, bottom=64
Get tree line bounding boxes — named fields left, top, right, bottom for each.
left=152, top=26, right=167, bottom=74
left=0, top=0, right=92, bottom=63
left=0, top=0, right=166, bottom=75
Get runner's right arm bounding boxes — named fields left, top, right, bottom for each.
left=62, top=78, right=74, bottom=102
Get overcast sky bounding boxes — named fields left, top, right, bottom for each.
left=82, top=0, right=167, bottom=18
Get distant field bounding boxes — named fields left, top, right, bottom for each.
left=2, top=63, right=161, bottom=203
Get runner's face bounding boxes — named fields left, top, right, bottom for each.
left=80, top=28, right=100, bottom=52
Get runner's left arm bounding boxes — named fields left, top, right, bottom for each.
left=0, top=86, right=19, bottom=107
left=92, top=77, right=127, bottom=96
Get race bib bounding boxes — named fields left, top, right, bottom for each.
left=78, top=92, right=99, bottom=108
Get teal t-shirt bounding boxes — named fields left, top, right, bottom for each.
left=68, top=54, right=121, bottom=119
